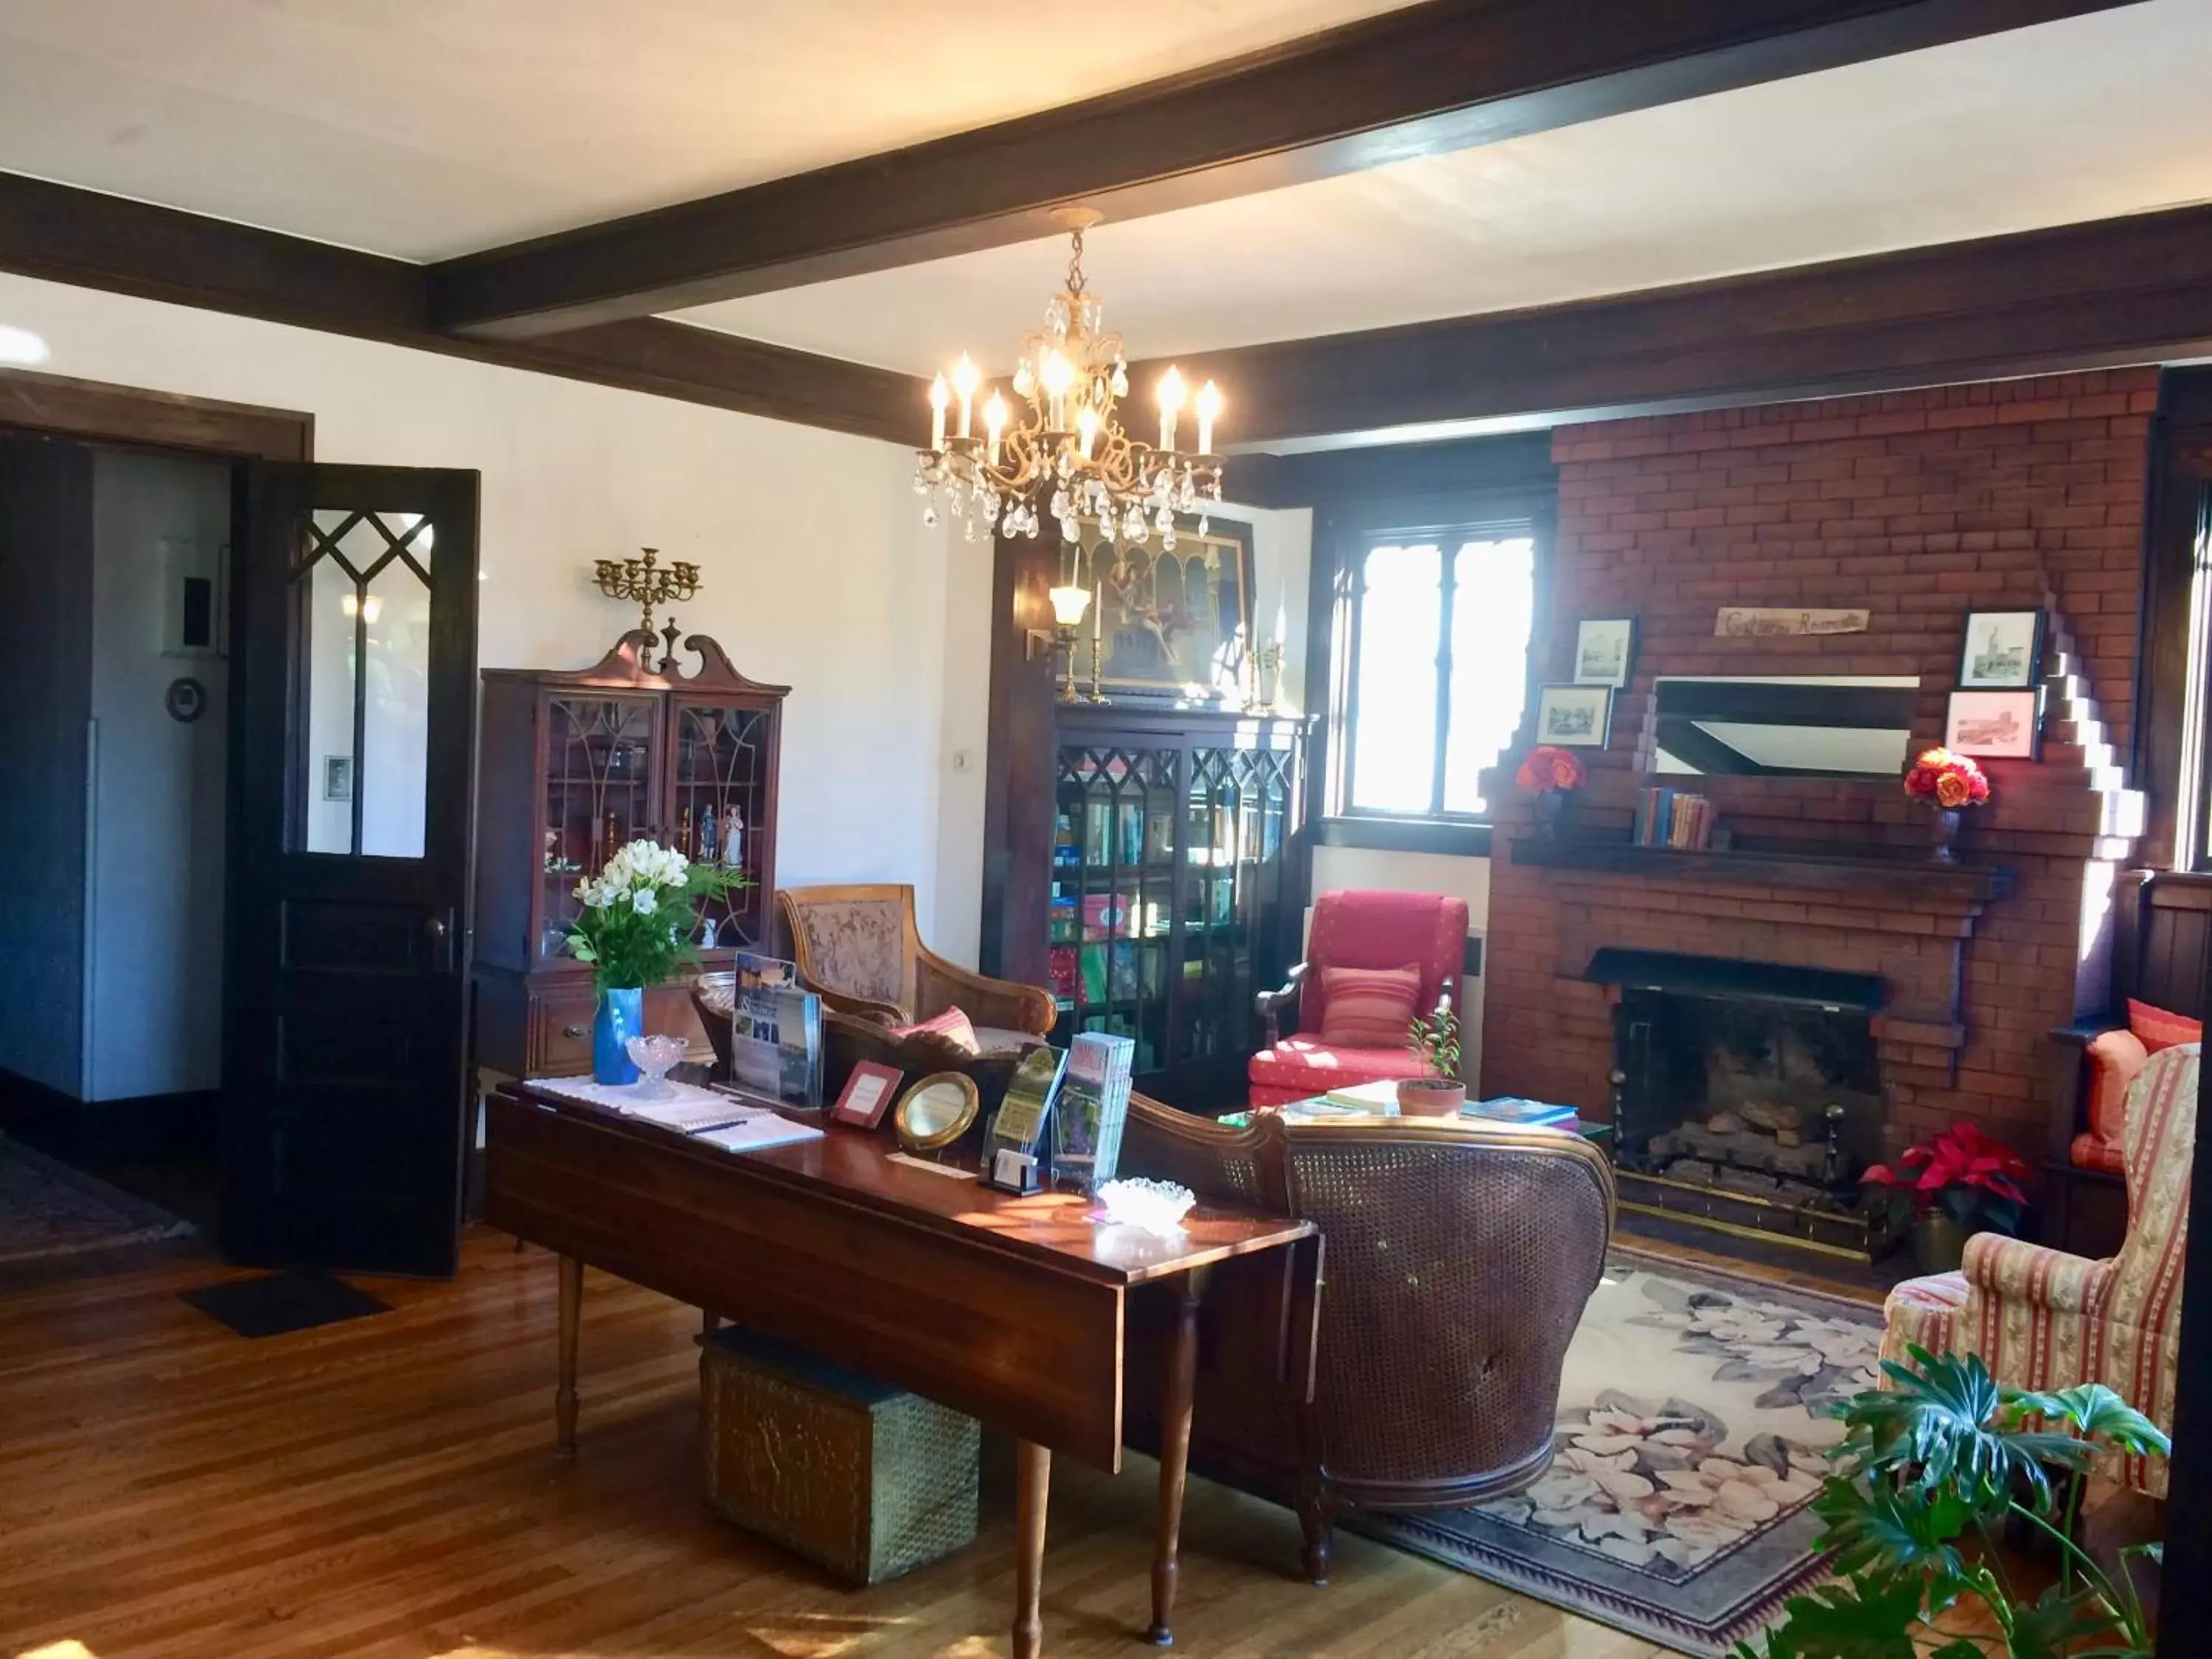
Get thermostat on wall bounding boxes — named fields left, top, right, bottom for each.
left=161, top=537, right=226, bottom=658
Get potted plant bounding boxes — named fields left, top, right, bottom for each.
left=1736, top=1348, right=2167, bottom=1658
left=567, top=838, right=744, bottom=1085
left=1862, top=1120, right=2029, bottom=1273
left=1514, top=744, right=1586, bottom=839
left=1902, top=745, right=1989, bottom=862
left=1398, top=1004, right=1465, bottom=1117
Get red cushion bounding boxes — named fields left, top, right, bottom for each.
left=1299, top=890, right=1469, bottom=1034
left=2070, top=1131, right=2128, bottom=1175
left=1316, top=964, right=1421, bottom=1049
left=2127, top=998, right=2202, bottom=1054
left=890, top=1005, right=979, bottom=1055
left=1247, top=1037, right=1433, bottom=1093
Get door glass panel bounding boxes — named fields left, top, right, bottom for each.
left=1050, top=746, right=1178, bottom=1077
left=293, top=509, right=437, bottom=858
left=540, top=698, right=657, bottom=959
left=671, top=703, right=771, bottom=952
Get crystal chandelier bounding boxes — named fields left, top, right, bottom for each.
left=914, top=212, right=1223, bottom=553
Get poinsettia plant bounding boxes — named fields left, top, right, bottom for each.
left=1514, top=744, right=1586, bottom=794
left=1863, top=1121, right=2029, bottom=1236
left=1903, top=745, right=1991, bottom=810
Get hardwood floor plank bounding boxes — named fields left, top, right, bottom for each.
left=1, top=1228, right=1669, bottom=1658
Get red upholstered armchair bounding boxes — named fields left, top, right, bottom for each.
left=1248, top=889, right=1470, bottom=1110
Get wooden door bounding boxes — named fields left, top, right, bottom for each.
left=225, top=465, right=479, bottom=1274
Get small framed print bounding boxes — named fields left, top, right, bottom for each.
left=1573, top=617, right=1638, bottom=689
left=831, top=1061, right=902, bottom=1130
left=1957, top=609, right=2046, bottom=690
left=1534, top=684, right=1613, bottom=748
left=1944, top=689, right=2042, bottom=759
left=322, top=754, right=355, bottom=801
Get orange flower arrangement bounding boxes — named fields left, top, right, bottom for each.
left=1902, top=746, right=1990, bottom=811
left=1515, top=745, right=1586, bottom=794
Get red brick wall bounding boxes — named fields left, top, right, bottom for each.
left=1482, top=370, right=2154, bottom=1161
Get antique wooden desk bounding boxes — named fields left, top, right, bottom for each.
left=484, top=1083, right=1321, bottom=1658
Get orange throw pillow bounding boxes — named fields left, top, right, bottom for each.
left=2126, top=998, right=2202, bottom=1054
left=1317, top=964, right=1422, bottom=1050
left=891, top=1006, right=981, bottom=1055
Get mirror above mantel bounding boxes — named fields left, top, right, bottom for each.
left=1651, top=675, right=1919, bottom=779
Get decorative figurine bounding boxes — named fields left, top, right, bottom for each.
left=699, top=804, right=717, bottom=863
left=722, top=805, right=744, bottom=870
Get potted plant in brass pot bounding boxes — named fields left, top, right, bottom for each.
left=1902, top=745, right=1989, bottom=862
left=1862, top=1121, right=2029, bottom=1273
left=1398, top=1005, right=1465, bottom=1117
left=1514, top=744, right=1585, bottom=840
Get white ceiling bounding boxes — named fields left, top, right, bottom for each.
left=678, top=1, right=2212, bottom=378
left=0, top=0, right=1411, bottom=258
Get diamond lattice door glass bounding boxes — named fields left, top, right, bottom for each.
left=1178, top=745, right=1293, bottom=1064
left=1051, top=746, right=1179, bottom=1075
left=296, top=509, right=434, bottom=857
left=539, top=696, right=657, bottom=959
left=669, top=700, right=771, bottom=951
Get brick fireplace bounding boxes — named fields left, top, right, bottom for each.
left=1483, top=372, right=2151, bottom=1182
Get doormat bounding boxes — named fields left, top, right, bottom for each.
left=1348, top=1247, right=1883, bottom=1656
left=0, top=1135, right=195, bottom=1264
left=181, top=1267, right=392, bottom=1338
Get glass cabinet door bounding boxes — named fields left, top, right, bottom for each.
left=1050, top=745, right=1180, bottom=1077
left=668, top=700, right=773, bottom=953
left=1176, top=742, right=1295, bottom=1065
left=539, top=695, right=658, bottom=959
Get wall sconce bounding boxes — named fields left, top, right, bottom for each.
left=1047, top=584, right=1093, bottom=703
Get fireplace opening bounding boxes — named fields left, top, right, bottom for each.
left=1587, top=948, right=1896, bottom=1258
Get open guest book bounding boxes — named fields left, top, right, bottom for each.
left=525, top=1076, right=824, bottom=1152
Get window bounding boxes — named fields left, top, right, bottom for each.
left=1342, top=526, right=1537, bottom=818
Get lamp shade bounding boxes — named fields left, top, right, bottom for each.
left=1048, top=585, right=1093, bottom=627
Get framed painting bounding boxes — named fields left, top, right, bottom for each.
left=1065, top=517, right=1254, bottom=703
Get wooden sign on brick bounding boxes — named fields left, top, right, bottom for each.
left=1714, top=606, right=1871, bottom=638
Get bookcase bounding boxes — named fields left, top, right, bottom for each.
left=1046, top=706, right=1305, bottom=1110
left=472, top=632, right=787, bottom=1078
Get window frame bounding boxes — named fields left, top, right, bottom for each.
left=1309, top=490, right=1554, bottom=852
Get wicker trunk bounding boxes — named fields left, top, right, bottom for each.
left=699, top=1326, right=979, bottom=1585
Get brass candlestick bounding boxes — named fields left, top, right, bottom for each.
left=593, top=547, right=701, bottom=642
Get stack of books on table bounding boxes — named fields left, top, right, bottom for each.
left=1466, top=1096, right=1579, bottom=1129
left=1632, top=787, right=1716, bottom=850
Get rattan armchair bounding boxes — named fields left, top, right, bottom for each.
left=1121, top=1095, right=1615, bottom=1585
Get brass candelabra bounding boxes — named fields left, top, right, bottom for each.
left=594, top=547, right=700, bottom=641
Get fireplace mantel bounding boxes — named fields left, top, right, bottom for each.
left=1509, top=837, right=2013, bottom=907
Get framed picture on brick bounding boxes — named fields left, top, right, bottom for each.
left=1944, top=689, right=2041, bottom=759
left=1535, top=684, right=1612, bottom=748
left=1956, top=609, right=2046, bottom=690
left=1574, top=617, right=1638, bottom=689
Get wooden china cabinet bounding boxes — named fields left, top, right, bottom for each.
left=472, top=631, right=786, bottom=1077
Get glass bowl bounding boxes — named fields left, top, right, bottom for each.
left=1096, top=1177, right=1197, bottom=1235
left=625, top=1033, right=689, bottom=1099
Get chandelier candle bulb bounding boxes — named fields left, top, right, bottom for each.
left=1195, top=380, right=1222, bottom=456
left=951, top=355, right=980, bottom=439
left=1158, top=366, right=1185, bottom=451
left=1076, top=406, right=1099, bottom=459
left=928, top=373, right=950, bottom=451
left=984, top=392, right=1007, bottom=466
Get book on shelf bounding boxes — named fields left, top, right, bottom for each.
left=1632, top=787, right=1717, bottom=851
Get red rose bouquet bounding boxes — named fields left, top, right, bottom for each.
left=1903, top=746, right=1990, bottom=811
left=1514, top=745, right=1586, bottom=794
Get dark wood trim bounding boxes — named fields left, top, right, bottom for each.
left=2165, top=1002, right=2212, bottom=1655
left=0, top=170, right=922, bottom=445
left=2133, top=369, right=2212, bottom=869
left=0, top=365, right=312, bottom=461
left=0, top=1068, right=219, bottom=1164
left=425, top=0, right=2133, bottom=336
left=1509, top=835, right=2014, bottom=902
left=1151, top=203, right=2212, bottom=446
left=1312, top=815, right=1495, bottom=858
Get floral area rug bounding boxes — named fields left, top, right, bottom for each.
left=1348, top=1248, right=1883, bottom=1656
left=0, top=1135, right=194, bottom=1263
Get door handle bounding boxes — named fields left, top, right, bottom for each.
left=424, top=911, right=454, bottom=972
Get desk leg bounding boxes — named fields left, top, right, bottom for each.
left=555, top=1254, right=582, bottom=1458
left=700, top=1310, right=721, bottom=1337
left=1015, top=1439, right=1051, bottom=1659
left=1148, top=1264, right=1208, bottom=1646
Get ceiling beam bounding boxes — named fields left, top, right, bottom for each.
left=0, top=170, right=925, bottom=445
left=425, top=0, right=2137, bottom=339
left=1150, top=205, right=2212, bottom=450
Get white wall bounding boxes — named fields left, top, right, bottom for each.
left=0, top=273, right=988, bottom=967
left=86, top=450, right=232, bottom=1101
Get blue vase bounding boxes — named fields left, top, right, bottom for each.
left=593, top=987, right=644, bottom=1084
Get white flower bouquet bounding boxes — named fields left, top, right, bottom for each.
left=566, top=838, right=745, bottom=992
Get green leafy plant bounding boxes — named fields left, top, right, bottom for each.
left=1408, top=1004, right=1460, bottom=1079
left=1736, top=1346, right=2168, bottom=1659
left=566, top=838, right=745, bottom=994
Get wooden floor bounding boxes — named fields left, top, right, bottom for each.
left=0, top=1230, right=1669, bottom=1659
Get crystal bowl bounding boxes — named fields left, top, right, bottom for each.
left=1096, top=1177, right=1197, bottom=1235
left=625, top=1033, right=689, bottom=1099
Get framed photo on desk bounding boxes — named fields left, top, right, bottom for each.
left=831, top=1061, right=902, bottom=1129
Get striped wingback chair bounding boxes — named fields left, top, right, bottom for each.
left=1881, top=1042, right=2196, bottom=1498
